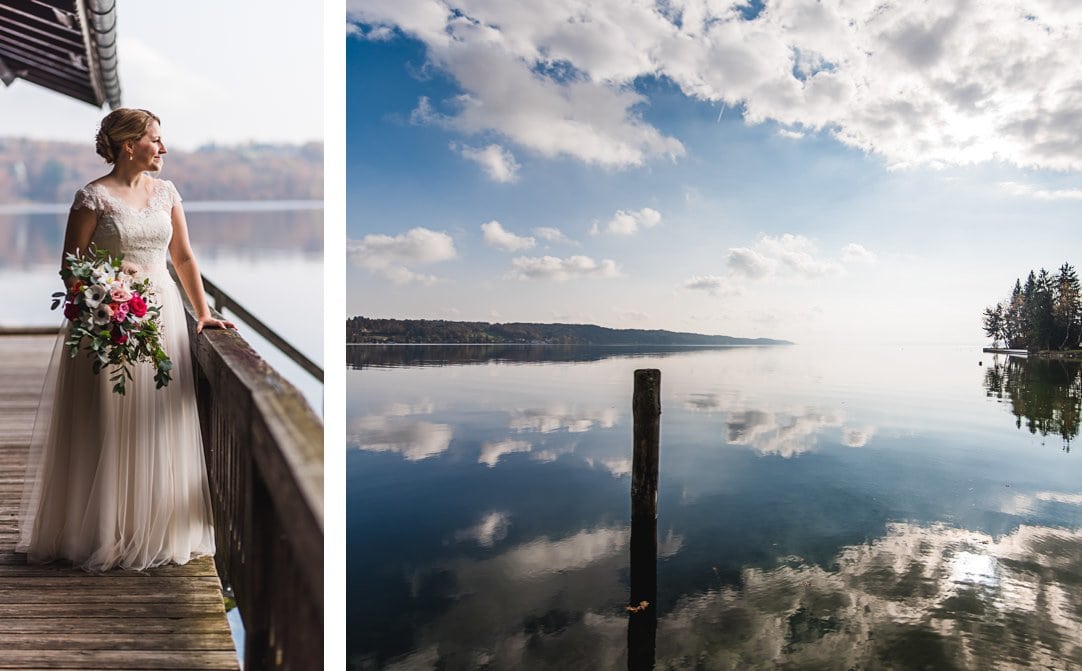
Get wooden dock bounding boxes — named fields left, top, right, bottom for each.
left=0, top=334, right=239, bottom=670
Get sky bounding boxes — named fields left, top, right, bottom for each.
left=3, top=0, right=323, bottom=149
left=346, top=0, right=1082, bottom=346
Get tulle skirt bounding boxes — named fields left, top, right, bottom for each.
left=17, top=268, right=215, bottom=571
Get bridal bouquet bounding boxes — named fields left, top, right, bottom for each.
left=52, top=245, right=173, bottom=395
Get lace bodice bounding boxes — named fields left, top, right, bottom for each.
left=71, top=179, right=181, bottom=271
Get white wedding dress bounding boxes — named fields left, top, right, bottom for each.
left=17, top=178, right=216, bottom=572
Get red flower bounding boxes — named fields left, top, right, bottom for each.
left=63, top=302, right=79, bottom=321
left=69, top=280, right=84, bottom=295
left=129, top=294, right=148, bottom=318
left=112, top=330, right=128, bottom=345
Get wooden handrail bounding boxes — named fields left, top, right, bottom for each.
left=199, top=274, right=324, bottom=383
left=181, top=295, right=324, bottom=670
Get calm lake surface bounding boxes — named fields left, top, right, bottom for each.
left=0, top=203, right=323, bottom=414
left=348, top=344, right=1082, bottom=670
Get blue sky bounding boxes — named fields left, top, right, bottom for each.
left=347, top=0, right=1082, bottom=345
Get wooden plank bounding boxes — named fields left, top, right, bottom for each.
left=0, top=651, right=239, bottom=670
left=0, top=631, right=236, bottom=650
left=0, top=603, right=229, bottom=618
left=0, top=614, right=229, bottom=634
left=0, top=561, right=220, bottom=577
left=0, top=335, right=239, bottom=671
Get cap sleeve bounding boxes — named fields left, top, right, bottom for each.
left=70, top=186, right=100, bottom=213
left=164, top=179, right=182, bottom=207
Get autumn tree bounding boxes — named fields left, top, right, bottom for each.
left=984, top=264, right=1082, bottom=352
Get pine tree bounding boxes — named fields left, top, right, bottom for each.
left=1054, top=263, right=1081, bottom=349
left=982, top=304, right=1004, bottom=349
left=985, top=265, right=1082, bottom=352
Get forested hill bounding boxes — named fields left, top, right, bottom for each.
left=0, top=138, right=323, bottom=202
left=348, top=316, right=792, bottom=346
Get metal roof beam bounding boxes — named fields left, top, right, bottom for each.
left=0, top=0, right=120, bottom=108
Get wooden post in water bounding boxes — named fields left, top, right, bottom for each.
left=628, top=369, right=660, bottom=671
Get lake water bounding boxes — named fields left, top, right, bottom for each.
left=348, top=344, right=1082, bottom=670
left=0, top=203, right=323, bottom=415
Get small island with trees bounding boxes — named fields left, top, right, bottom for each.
left=982, top=263, right=1081, bottom=357
left=348, top=316, right=792, bottom=346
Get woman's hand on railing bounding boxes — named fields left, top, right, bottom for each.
left=196, top=315, right=237, bottom=334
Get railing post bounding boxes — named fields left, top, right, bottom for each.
left=180, top=290, right=323, bottom=670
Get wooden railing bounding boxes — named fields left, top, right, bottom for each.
left=181, top=299, right=324, bottom=670
left=201, top=274, right=324, bottom=383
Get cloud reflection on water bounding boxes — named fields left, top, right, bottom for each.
left=686, top=392, right=876, bottom=457
left=509, top=404, right=619, bottom=434
left=349, top=401, right=453, bottom=461
left=478, top=439, right=533, bottom=467
left=453, top=512, right=512, bottom=548
left=369, top=519, right=1082, bottom=670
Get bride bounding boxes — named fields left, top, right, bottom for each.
left=17, top=108, right=235, bottom=572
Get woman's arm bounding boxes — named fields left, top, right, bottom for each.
left=60, top=206, right=97, bottom=289
left=167, top=198, right=236, bottom=334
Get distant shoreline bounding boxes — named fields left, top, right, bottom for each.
left=983, top=347, right=1082, bottom=361
left=0, top=200, right=322, bottom=215
left=347, top=342, right=783, bottom=347
left=347, top=316, right=792, bottom=347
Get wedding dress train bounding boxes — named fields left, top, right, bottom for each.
left=17, top=179, right=215, bottom=571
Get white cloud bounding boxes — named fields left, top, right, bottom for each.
left=692, top=233, right=878, bottom=294
left=509, top=255, right=622, bottom=281
left=757, top=233, right=844, bottom=278
left=349, top=0, right=685, bottom=168
left=349, top=23, right=395, bottom=40
left=456, top=143, right=521, bottom=182
left=686, top=233, right=871, bottom=298
left=481, top=220, right=536, bottom=252
left=841, top=243, right=878, bottom=264
left=1000, top=181, right=1082, bottom=200
left=683, top=274, right=730, bottom=296
left=349, top=0, right=1082, bottom=170
left=349, top=227, right=456, bottom=284
left=727, top=247, right=776, bottom=279
left=591, top=207, right=662, bottom=236
left=726, top=234, right=844, bottom=281
left=534, top=226, right=574, bottom=244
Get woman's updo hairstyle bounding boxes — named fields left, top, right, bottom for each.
left=95, top=108, right=160, bottom=163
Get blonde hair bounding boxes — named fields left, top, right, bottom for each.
left=95, top=108, right=161, bottom=163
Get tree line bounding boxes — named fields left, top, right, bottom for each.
left=983, top=263, right=1081, bottom=351
left=0, top=138, right=323, bottom=203
left=347, top=316, right=792, bottom=346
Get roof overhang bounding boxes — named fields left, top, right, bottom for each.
left=0, top=0, right=121, bottom=108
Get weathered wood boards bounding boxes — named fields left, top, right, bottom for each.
left=0, top=334, right=238, bottom=671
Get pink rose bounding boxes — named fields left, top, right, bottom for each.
left=110, top=286, right=133, bottom=302
left=129, top=294, right=148, bottom=318
left=63, top=302, right=79, bottom=321
left=112, top=302, right=129, bottom=322
left=112, top=330, right=128, bottom=345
